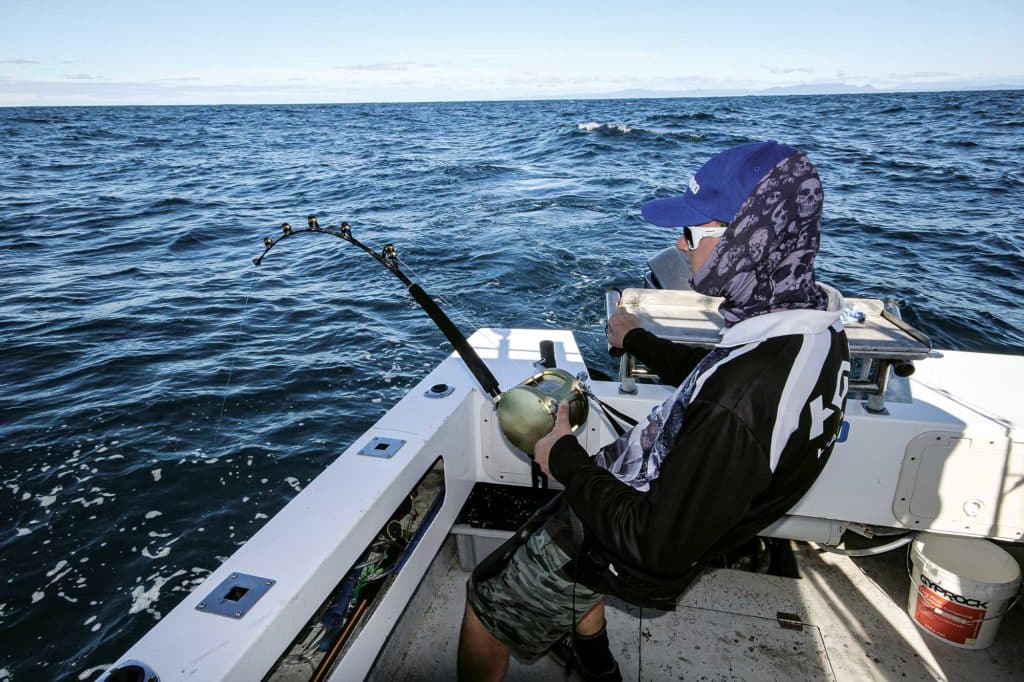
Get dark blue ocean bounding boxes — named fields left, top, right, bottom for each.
left=2, top=91, right=1023, bottom=680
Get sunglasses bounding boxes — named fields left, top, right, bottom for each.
left=683, top=225, right=727, bottom=250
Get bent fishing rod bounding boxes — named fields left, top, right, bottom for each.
left=252, top=216, right=637, bottom=487
left=254, top=216, right=502, bottom=400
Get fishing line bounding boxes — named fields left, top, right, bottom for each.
left=394, top=254, right=483, bottom=341
left=209, top=267, right=258, bottom=457
left=637, top=605, right=643, bottom=682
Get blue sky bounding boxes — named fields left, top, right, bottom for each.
left=2, top=0, right=1022, bottom=105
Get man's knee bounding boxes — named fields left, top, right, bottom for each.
left=458, top=601, right=509, bottom=682
left=576, top=598, right=606, bottom=636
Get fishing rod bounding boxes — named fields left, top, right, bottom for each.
left=252, top=216, right=636, bottom=487
left=254, top=216, right=502, bottom=400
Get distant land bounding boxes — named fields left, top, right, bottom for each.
left=1, top=77, right=1021, bottom=107
left=560, top=79, right=1024, bottom=102
left=589, top=83, right=882, bottom=99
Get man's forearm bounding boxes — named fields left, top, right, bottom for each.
left=623, top=328, right=707, bottom=386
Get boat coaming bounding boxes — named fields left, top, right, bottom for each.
left=103, top=329, right=605, bottom=681
left=102, top=328, right=1024, bottom=681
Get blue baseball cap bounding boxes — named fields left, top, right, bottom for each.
left=642, top=141, right=799, bottom=227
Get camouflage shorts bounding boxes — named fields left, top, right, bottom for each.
left=466, top=527, right=603, bottom=662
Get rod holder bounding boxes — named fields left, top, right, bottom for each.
left=538, top=340, right=556, bottom=368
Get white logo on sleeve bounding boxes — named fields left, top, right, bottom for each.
left=809, top=360, right=851, bottom=454
left=808, top=395, right=832, bottom=440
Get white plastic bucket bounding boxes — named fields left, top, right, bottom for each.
left=907, top=533, right=1021, bottom=649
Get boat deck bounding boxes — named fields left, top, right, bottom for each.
left=372, top=537, right=1024, bottom=681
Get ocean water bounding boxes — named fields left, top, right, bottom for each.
left=1, top=91, right=1023, bottom=680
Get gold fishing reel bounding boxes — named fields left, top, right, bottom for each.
left=496, top=368, right=589, bottom=454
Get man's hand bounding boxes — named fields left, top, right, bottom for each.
left=533, top=400, right=573, bottom=479
left=607, top=307, right=642, bottom=349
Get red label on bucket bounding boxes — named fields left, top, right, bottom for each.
left=914, top=585, right=984, bottom=644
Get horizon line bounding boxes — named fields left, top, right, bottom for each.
left=1, top=84, right=1022, bottom=109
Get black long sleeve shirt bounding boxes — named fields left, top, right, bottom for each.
left=548, top=304, right=850, bottom=606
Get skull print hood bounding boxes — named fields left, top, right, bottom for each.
left=690, top=151, right=829, bottom=327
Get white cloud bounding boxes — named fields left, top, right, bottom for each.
left=337, top=62, right=419, bottom=72
left=887, top=71, right=955, bottom=79
left=764, top=66, right=815, bottom=75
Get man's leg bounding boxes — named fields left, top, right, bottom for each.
left=457, top=601, right=510, bottom=682
left=558, top=598, right=620, bottom=681
left=575, top=599, right=605, bottom=635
